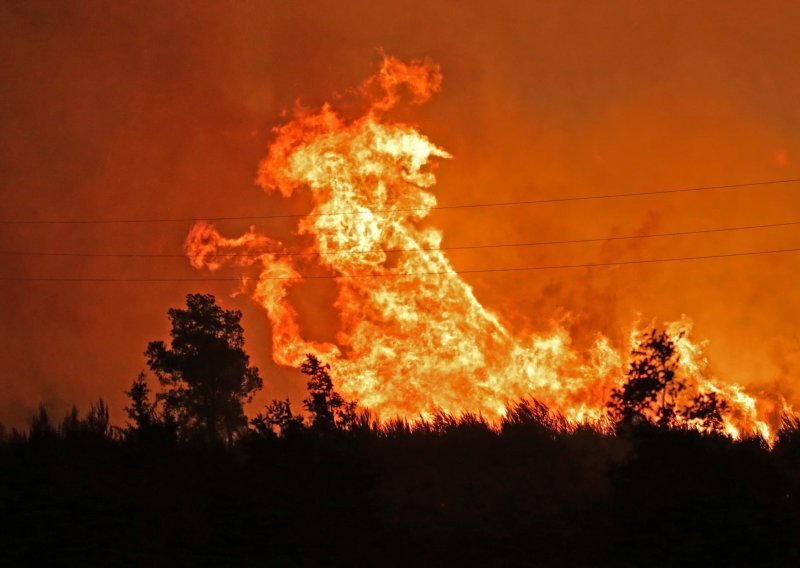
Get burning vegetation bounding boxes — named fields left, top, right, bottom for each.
left=185, top=55, right=789, bottom=439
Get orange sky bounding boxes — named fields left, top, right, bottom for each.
left=1, top=1, right=799, bottom=427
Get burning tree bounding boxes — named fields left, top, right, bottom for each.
left=608, top=328, right=727, bottom=432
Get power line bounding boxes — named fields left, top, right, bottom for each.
left=2, top=219, right=799, bottom=258
left=2, top=246, right=798, bottom=282
left=1, top=177, right=799, bottom=225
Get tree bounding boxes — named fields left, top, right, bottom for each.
left=124, top=372, right=180, bottom=444
left=684, top=391, right=727, bottom=433
left=608, top=329, right=684, bottom=428
left=124, top=372, right=156, bottom=432
left=60, top=399, right=110, bottom=439
left=145, top=294, right=262, bottom=443
left=82, top=399, right=111, bottom=437
left=608, top=328, right=727, bottom=432
left=267, top=398, right=306, bottom=434
left=28, top=404, right=56, bottom=442
left=249, top=356, right=357, bottom=437
left=301, top=354, right=357, bottom=432
left=250, top=398, right=305, bottom=438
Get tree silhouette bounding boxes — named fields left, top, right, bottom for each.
left=684, top=391, right=728, bottom=432
left=266, top=398, right=305, bottom=435
left=124, top=372, right=156, bottom=432
left=60, top=399, right=110, bottom=440
left=145, top=294, right=262, bottom=443
left=608, top=328, right=727, bottom=432
left=301, top=354, right=357, bottom=431
left=28, top=404, right=56, bottom=442
left=608, top=329, right=685, bottom=427
left=249, top=398, right=305, bottom=437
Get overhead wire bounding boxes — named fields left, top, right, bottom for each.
left=0, top=221, right=800, bottom=258
left=0, top=177, right=799, bottom=225
left=0, top=218, right=798, bottom=258
left=2, top=246, right=798, bottom=282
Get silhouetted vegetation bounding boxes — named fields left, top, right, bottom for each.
left=1, top=297, right=798, bottom=566
left=608, top=328, right=727, bottom=432
left=144, top=294, right=262, bottom=444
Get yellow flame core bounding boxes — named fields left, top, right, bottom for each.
left=186, top=55, right=788, bottom=437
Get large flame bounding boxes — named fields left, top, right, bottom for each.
left=186, top=55, right=787, bottom=437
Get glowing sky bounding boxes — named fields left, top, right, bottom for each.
left=1, top=1, right=799, bottom=426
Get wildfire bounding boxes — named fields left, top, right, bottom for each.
left=186, top=55, right=787, bottom=438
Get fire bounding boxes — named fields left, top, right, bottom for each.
left=185, top=54, right=787, bottom=437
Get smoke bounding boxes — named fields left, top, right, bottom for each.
left=1, top=1, right=799, bottom=426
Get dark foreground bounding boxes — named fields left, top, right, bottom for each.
left=2, top=413, right=800, bottom=567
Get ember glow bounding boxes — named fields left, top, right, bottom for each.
left=186, top=55, right=788, bottom=436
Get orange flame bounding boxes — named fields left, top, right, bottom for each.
left=186, top=55, right=788, bottom=437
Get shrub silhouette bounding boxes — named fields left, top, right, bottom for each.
left=4, top=397, right=800, bottom=565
